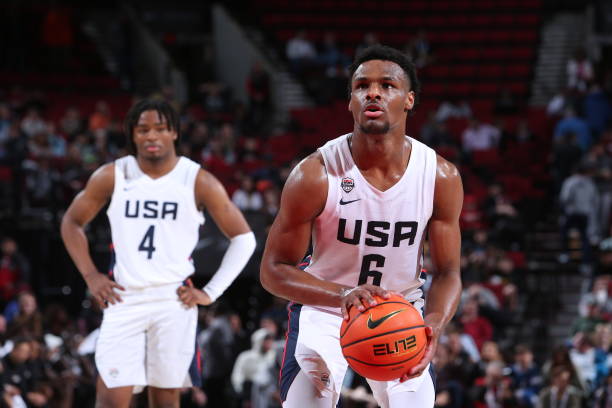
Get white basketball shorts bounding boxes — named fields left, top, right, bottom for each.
left=279, top=303, right=434, bottom=408
left=95, top=282, right=198, bottom=389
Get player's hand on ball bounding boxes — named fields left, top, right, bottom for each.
left=340, top=284, right=392, bottom=320
left=84, top=272, right=125, bottom=308
left=177, top=281, right=212, bottom=307
left=400, top=326, right=438, bottom=382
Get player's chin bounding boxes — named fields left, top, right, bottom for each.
left=359, top=121, right=390, bottom=135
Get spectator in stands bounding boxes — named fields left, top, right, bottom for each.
left=435, top=98, right=472, bottom=122
left=460, top=298, right=494, bottom=350
left=541, top=346, right=584, bottom=394
left=6, top=291, right=43, bottom=340
left=433, top=342, right=465, bottom=408
left=483, top=183, right=523, bottom=247
left=420, top=112, right=455, bottom=148
left=231, top=328, right=278, bottom=408
left=0, top=103, right=12, bottom=153
left=41, top=5, right=74, bottom=72
left=0, top=237, right=30, bottom=304
left=547, top=89, right=571, bottom=118
left=232, top=175, right=263, bottom=211
left=594, top=373, right=612, bottom=407
left=567, top=47, right=594, bottom=94
left=318, top=32, right=350, bottom=74
left=552, top=132, right=583, bottom=191
left=198, top=303, right=236, bottom=407
left=355, top=32, right=379, bottom=57
left=572, top=300, right=605, bottom=335
left=559, top=163, right=600, bottom=265
left=2, top=337, right=50, bottom=406
left=583, top=82, right=612, bottom=140
left=59, top=106, right=83, bottom=139
left=477, top=340, right=505, bottom=377
left=579, top=275, right=612, bottom=320
left=554, top=107, right=592, bottom=151
left=511, top=344, right=543, bottom=408
left=286, top=30, right=317, bottom=76
left=88, top=100, right=111, bottom=132
left=246, top=61, right=271, bottom=133
left=461, top=117, right=501, bottom=153
left=537, top=366, right=582, bottom=408
left=20, top=108, right=47, bottom=138
left=405, top=30, right=434, bottom=69
left=197, top=82, right=229, bottom=117
left=444, top=324, right=480, bottom=387
left=469, top=360, right=517, bottom=408
left=569, top=331, right=598, bottom=393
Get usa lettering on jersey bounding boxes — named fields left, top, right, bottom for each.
left=124, top=200, right=178, bottom=220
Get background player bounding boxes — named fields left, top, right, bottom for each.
left=61, top=99, right=256, bottom=408
left=260, top=45, right=463, bottom=407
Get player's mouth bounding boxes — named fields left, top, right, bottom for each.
left=145, top=144, right=161, bottom=152
left=364, top=104, right=384, bottom=119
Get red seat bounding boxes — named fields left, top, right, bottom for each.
left=479, top=65, right=504, bottom=78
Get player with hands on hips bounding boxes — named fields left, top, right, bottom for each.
left=61, top=99, right=255, bottom=408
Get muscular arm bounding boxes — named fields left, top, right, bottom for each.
left=60, top=164, right=124, bottom=306
left=425, top=156, right=463, bottom=332
left=195, top=169, right=252, bottom=239
left=260, top=153, right=351, bottom=307
left=406, top=154, right=463, bottom=378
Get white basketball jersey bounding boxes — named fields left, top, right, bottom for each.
left=307, top=134, right=437, bottom=314
left=106, top=156, right=205, bottom=289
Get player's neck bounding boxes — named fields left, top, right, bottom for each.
left=136, top=153, right=180, bottom=179
left=349, top=131, right=409, bottom=172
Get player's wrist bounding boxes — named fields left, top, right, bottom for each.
left=339, top=287, right=355, bottom=299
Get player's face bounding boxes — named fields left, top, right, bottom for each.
left=133, top=110, right=177, bottom=161
left=349, top=60, right=414, bottom=135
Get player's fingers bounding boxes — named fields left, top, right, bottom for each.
left=110, top=281, right=126, bottom=291
left=95, top=295, right=107, bottom=309
left=368, top=285, right=390, bottom=299
left=186, top=279, right=194, bottom=288
left=107, top=287, right=122, bottom=303
left=340, top=302, right=349, bottom=321
left=361, top=290, right=378, bottom=307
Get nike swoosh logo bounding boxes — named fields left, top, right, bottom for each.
left=339, top=198, right=361, bottom=205
left=367, top=309, right=405, bottom=329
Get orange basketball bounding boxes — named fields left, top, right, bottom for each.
left=339, top=293, right=427, bottom=381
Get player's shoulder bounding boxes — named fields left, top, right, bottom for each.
left=84, top=162, right=115, bottom=198
left=435, top=154, right=461, bottom=181
left=91, top=162, right=115, bottom=182
left=287, top=151, right=327, bottom=188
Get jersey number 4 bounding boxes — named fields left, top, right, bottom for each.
left=358, top=254, right=385, bottom=286
left=138, top=225, right=156, bottom=259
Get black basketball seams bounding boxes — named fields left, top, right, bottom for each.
left=343, top=343, right=426, bottom=367
left=341, top=325, right=425, bottom=349
left=340, top=301, right=413, bottom=338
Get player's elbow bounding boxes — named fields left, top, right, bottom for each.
left=259, top=260, right=285, bottom=296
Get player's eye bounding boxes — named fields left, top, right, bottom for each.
left=382, top=83, right=393, bottom=89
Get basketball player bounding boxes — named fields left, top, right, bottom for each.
left=61, top=99, right=256, bottom=408
left=260, top=45, right=462, bottom=407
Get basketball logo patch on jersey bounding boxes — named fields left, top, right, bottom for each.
left=341, top=177, right=355, bottom=193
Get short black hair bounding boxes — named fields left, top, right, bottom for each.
left=348, top=44, right=420, bottom=108
left=123, top=99, right=180, bottom=154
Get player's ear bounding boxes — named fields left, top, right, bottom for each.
left=404, top=91, right=415, bottom=112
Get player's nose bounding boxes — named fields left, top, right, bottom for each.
left=366, top=84, right=382, bottom=100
